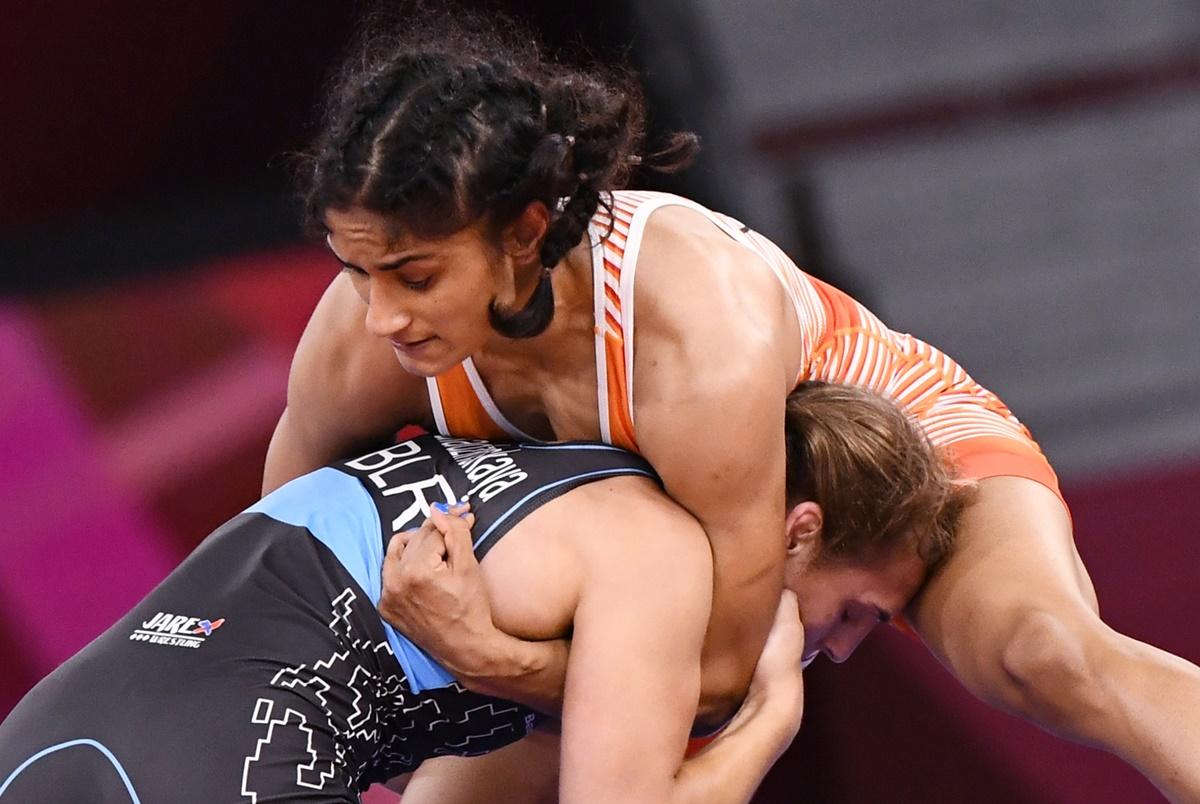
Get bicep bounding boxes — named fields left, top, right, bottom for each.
left=631, top=210, right=793, bottom=610
left=558, top=514, right=712, bottom=804
left=636, top=350, right=789, bottom=591
left=645, top=397, right=785, bottom=575
left=634, top=345, right=791, bottom=701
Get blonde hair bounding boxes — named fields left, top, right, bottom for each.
left=784, top=382, right=974, bottom=571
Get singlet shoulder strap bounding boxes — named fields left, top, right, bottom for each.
left=589, top=192, right=645, bottom=451
left=590, top=191, right=697, bottom=451
left=426, top=361, right=539, bottom=441
left=590, top=190, right=829, bottom=444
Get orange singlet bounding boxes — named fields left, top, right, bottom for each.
left=425, top=190, right=1062, bottom=502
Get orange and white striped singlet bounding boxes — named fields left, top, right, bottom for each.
left=425, top=191, right=1062, bottom=500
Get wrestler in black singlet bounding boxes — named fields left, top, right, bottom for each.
left=0, top=435, right=655, bottom=803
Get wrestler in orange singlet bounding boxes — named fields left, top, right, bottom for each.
left=264, top=12, right=1200, bottom=802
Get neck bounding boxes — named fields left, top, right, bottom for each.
left=480, top=237, right=595, bottom=372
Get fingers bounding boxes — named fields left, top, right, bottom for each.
left=778, top=589, right=802, bottom=634
left=384, top=501, right=477, bottom=575
left=780, top=589, right=805, bottom=646
left=778, top=588, right=798, bottom=613
left=430, top=500, right=473, bottom=523
left=384, top=529, right=415, bottom=563
left=429, top=501, right=476, bottom=571
left=759, top=589, right=805, bottom=674
left=404, top=516, right=451, bottom=569
left=442, top=515, right=478, bottom=571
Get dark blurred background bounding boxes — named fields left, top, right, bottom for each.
left=2, top=2, right=1198, bottom=802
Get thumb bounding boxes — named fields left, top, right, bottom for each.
left=778, top=588, right=799, bottom=617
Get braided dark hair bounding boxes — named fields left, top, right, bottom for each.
left=297, top=8, right=698, bottom=338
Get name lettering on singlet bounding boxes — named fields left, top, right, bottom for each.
left=435, top=436, right=529, bottom=502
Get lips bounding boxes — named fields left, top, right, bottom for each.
left=390, top=336, right=436, bottom=352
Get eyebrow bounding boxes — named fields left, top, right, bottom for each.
left=325, top=235, right=430, bottom=272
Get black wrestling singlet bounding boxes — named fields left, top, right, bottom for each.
left=0, top=436, right=655, bottom=803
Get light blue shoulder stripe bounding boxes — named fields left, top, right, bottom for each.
left=519, top=443, right=630, bottom=453
left=0, top=739, right=139, bottom=802
left=247, top=468, right=455, bottom=693
left=248, top=468, right=383, bottom=601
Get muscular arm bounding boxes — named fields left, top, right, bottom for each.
left=559, top=494, right=714, bottom=803
left=629, top=207, right=796, bottom=710
left=379, top=386, right=787, bottom=721
left=396, top=538, right=806, bottom=804
left=560, top=483, right=803, bottom=804
left=633, top=353, right=790, bottom=713
left=263, top=273, right=431, bottom=493
left=392, top=483, right=769, bottom=803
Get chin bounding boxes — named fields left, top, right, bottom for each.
left=392, top=353, right=443, bottom=378
left=390, top=344, right=466, bottom=378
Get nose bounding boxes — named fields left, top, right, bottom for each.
left=363, top=283, right=413, bottom=338
left=821, top=623, right=873, bottom=664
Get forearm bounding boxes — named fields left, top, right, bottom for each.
left=378, top=506, right=571, bottom=716
left=263, top=407, right=397, bottom=494
left=440, top=631, right=570, bottom=717
left=263, top=410, right=320, bottom=494
left=698, top=562, right=785, bottom=706
left=672, top=680, right=803, bottom=804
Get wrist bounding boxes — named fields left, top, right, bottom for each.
left=449, top=630, right=542, bottom=693
left=738, top=677, right=804, bottom=736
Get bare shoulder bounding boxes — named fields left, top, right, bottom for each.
left=287, top=273, right=432, bottom=442
left=633, top=203, right=791, bottom=345
left=571, top=474, right=711, bottom=562
left=502, top=474, right=712, bottom=580
left=479, top=474, right=712, bottom=640
left=628, top=202, right=795, bottom=397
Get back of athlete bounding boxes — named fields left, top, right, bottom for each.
left=0, top=435, right=659, bottom=803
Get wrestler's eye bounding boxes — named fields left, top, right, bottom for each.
left=402, top=276, right=433, bottom=291
left=340, top=264, right=368, bottom=278
left=840, top=608, right=851, bottom=623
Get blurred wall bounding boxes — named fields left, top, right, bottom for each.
left=669, top=0, right=1200, bottom=477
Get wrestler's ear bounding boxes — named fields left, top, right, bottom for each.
left=785, top=501, right=822, bottom=559
left=499, top=201, right=550, bottom=261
